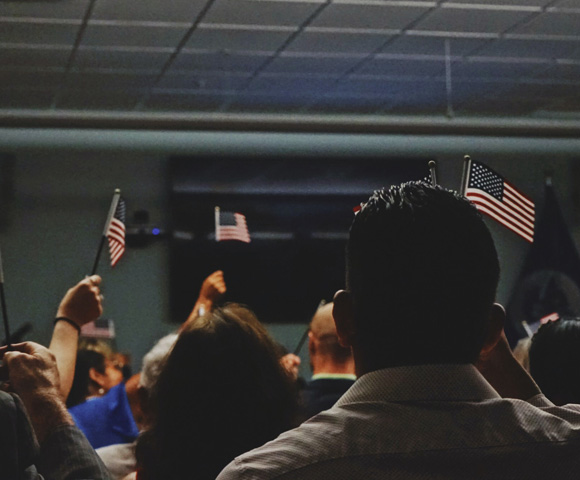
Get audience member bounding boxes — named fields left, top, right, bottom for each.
left=529, top=318, right=580, bottom=405
left=302, top=302, right=355, bottom=418
left=67, top=269, right=228, bottom=450
left=0, top=275, right=108, bottom=478
left=67, top=347, right=124, bottom=407
left=96, top=333, right=178, bottom=479
left=217, top=182, right=580, bottom=480
left=134, top=303, right=299, bottom=480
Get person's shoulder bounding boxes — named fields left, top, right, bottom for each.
left=218, top=410, right=349, bottom=480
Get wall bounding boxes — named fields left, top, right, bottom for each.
left=1, top=130, right=579, bottom=379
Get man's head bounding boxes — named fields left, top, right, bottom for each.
left=308, top=303, right=354, bottom=375
left=334, top=182, right=502, bottom=372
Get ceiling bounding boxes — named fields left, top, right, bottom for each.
left=1, top=0, right=580, bottom=131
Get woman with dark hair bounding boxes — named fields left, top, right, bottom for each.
left=134, top=303, right=299, bottom=480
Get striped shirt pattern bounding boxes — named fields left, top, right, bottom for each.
left=466, top=161, right=535, bottom=243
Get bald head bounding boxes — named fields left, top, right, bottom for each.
left=310, top=303, right=337, bottom=341
left=309, top=303, right=354, bottom=375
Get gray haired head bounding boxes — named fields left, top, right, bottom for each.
left=139, top=334, right=178, bottom=390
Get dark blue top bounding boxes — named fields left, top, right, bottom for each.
left=302, top=377, right=356, bottom=419
left=69, top=382, right=139, bottom=449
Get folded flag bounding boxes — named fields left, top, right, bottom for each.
left=465, top=161, right=534, bottom=243
left=107, top=197, right=126, bottom=266
left=215, top=208, right=251, bottom=243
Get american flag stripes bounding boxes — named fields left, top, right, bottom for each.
left=106, top=197, right=126, bottom=266
left=465, top=161, right=535, bottom=243
left=215, top=208, right=251, bottom=243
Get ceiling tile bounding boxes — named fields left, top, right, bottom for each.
left=0, top=47, right=71, bottom=69
left=263, top=55, right=362, bottom=75
left=356, top=57, right=444, bottom=77
left=0, top=0, right=90, bottom=19
left=58, top=90, right=142, bottom=110
left=0, top=88, right=54, bottom=109
left=287, top=31, right=392, bottom=53
left=307, top=95, right=386, bottom=114
left=335, top=77, right=419, bottom=96
left=413, top=7, right=532, bottom=34
left=72, top=48, right=172, bottom=70
left=248, top=74, right=335, bottom=96
left=186, top=28, right=293, bottom=52
left=227, top=92, right=308, bottom=113
left=451, top=58, right=548, bottom=79
left=0, top=70, right=64, bottom=89
left=144, top=92, right=227, bottom=111
left=553, top=0, right=580, bottom=7
left=157, top=71, right=250, bottom=90
left=310, top=4, right=430, bottom=30
left=476, top=38, right=580, bottom=59
left=511, top=12, right=580, bottom=36
left=0, top=21, right=80, bottom=45
left=171, top=51, right=268, bottom=72
left=203, top=0, right=320, bottom=26
left=451, top=0, right=550, bottom=4
left=81, top=24, right=188, bottom=48
left=457, top=96, right=545, bottom=116
left=65, top=71, right=157, bottom=90
left=534, top=62, right=580, bottom=81
left=90, top=0, right=207, bottom=23
left=381, top=35, right=489, bottom=56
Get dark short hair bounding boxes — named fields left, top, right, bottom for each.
left=346, top=181, right=500, bottom=366
left=530, top=318, right=580, bottom=405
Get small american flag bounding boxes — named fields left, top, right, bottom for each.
left=465, top=161, right=535, bottom=243
left=215, top=209, right=251, bottom=243
left=107, top=197, right=126, bottom=266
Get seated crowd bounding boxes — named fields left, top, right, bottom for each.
left=3, top=181, right=580, bottom=479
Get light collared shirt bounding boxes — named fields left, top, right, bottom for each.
left=218, top=364, right=580, bottom=480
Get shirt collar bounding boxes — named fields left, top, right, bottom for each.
left=336, top=364, right=501, bottom=406
left=311, top=373, right=357, bottom=381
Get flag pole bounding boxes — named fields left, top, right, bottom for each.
left=293, top=299, right=326, bottom=355
left=91, top=189, right=121, bottom=275
left=428, top=160, right=438, bottom=186
left=0, top=246, right=12, bottom=348
left=214, top=206, right=220, bottom=242
left=459, top=155, right=472, bottom=196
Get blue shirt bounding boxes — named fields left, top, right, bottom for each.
left=69, top=382, right=139, bottom=449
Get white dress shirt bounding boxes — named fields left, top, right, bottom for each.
left=217, top=364, right=580, bottom=480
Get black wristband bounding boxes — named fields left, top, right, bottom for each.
left=54, top=317, right=81, bottom=334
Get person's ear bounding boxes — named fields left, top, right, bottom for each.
left=308, top=331, right=316, bottom=356
left=333, top=290, right=356, bottom=348
left=480, top=303, right=505, bottom=355
left=88, top=367, right=106, bottom=387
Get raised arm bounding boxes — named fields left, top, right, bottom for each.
left=181, top=270, right=226, bottom=331
left=49, top=276, right=103, bottom=400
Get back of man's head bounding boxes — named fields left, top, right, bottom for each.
left=310, top=303, right=352, bottom=366
left=346, top=182, right=500, bottom=368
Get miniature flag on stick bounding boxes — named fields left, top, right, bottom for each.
left=91, top=189, right=126, bottom=275
left=0, top=245, right=11, bottom=347
left=215, top=207, right=250, bottom=243
left=463, top=159, right=535, bottom=243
